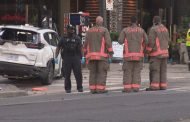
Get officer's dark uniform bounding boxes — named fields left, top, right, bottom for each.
left=57, top=25, right=83, bottom=93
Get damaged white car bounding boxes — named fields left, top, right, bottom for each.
left=0, top=25, right=62, bottom=85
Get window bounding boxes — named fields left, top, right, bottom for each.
left=49, top=32, right=59, bottom=46
left=0, top=28, right=38, bottom=43
left=43, top=32, right=50, bottom=44
left=43, top=32, right=59, bottom=46
left=0, top=0, right=26, bottom=25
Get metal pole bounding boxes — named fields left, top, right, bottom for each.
left=38, top=0, right=42, bottom=27
left=170, top=0, right=174, bottom=40
left=77, top=0, right=79, bottom=12
left=25, top=4, right=28, bottom=24
left=99, top=0, right=107, bottom=27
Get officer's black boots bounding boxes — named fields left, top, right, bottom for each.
left=65, top=90, right=71, bottom=93
left=78, top=89, right=83, bottom=92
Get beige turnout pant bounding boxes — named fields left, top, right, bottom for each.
left=123, top=61, right=142, bottom=90
left=88, top=60, right=109, bottom=91
left=149, top=57, right=167, bottom=90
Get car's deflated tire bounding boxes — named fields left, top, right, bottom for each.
left=41, top=62, right=54, bottom=85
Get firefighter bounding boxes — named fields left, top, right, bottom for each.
left=118, top=16, right=148, bottom=93
left=83, top=16, right=113, bottom=94
left=146, top=16, right=170, bottom=91
left=55, top=24, right=83, bottom=93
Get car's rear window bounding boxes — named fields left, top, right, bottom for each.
left=0, top=28, right=39, bottom=43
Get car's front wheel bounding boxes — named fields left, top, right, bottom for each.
left=41, top=61, right=54, bottom=85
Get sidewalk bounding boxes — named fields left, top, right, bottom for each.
left=25, top=63, right=190, bottom=96
left=0, top=63, right=189, bottom=98
left=0, top=78, right=27, bottom=98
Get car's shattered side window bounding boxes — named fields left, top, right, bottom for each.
left=0, top=28, right=38, bottom=43
left=1, top=29, right=16, bottom=40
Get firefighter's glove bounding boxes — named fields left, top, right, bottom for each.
left=81, top=57, right=86, bottom=64
left=54, top=58, right=58, bottom=64
left=108, top=58, right=112, bottom=63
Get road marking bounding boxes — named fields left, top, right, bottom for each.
left=167, top=87, right=190, bottom=92
left=169, top=77, right=187, bottom=79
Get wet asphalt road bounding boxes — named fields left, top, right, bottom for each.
left=0, top=63, right=190, bottom=122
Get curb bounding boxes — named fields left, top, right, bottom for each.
left=27, top=82, right=150, bottom=96
left=0, top=81, right=150, bottom=98
left=0, top=90, right=28, bottom=98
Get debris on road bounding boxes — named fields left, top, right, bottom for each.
left=32, top=87, right=48, bottom=91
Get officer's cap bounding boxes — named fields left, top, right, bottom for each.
left=66, top=24, right=75, bottom=30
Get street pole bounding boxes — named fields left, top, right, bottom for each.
left=99, top=0, right=107, bottom=27
left=170, top=0, right=174, bottom=40
left=25, top=4, right=28, bottom=24
left=38, top=0, right=42, bottom=27
left=77, top=0, right=79, bottom=12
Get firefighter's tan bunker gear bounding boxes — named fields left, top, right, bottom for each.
left=146, top=16, right=170, bottom=91
left=118, top=16, right=148, bottom=92
left=83, top=16, right=113, bottom=94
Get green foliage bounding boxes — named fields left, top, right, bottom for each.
left=110, top=32, right=119, bottom=41
left=182, top=16, right=190, bottom=29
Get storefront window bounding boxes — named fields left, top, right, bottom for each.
left=28, top=0, right=39, bottom=26
left=0, top=0, right=26, bottom=25
left=0, top=0, right=57, bottom=28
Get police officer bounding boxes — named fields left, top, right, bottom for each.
left=83, top=16, right=113, bottom=94
left=146, top=16, right=170, bottom=91
left=118, top=16, right=148, bottom=93
left=56, top=24, right=83, bottom=93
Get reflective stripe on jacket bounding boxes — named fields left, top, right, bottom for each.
left=84, top=26, right=113, bottom=62
left=146, top=24, right=170, bottom=58
left=149, top=37, right=169, bottom=57
left=86, top=37, right=109, bottom=60
left=123, top=38, right=144, bottom=61
left=118, top=24, right=148, bottom=61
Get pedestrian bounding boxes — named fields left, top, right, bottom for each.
left=186, top=28, right=190, bottom=70
left=171, top=41, right=180, bottom=64
left=41, top=5, right=49, bottom=29
left=146, top=16, right=170, bottom=91
left=55, top=24, right=83, bottom=93
left=83, top=16, right=113, bottom=94
left=177, top=33, right=186, bottom=64
left=118, top=16, right=148, bottom=93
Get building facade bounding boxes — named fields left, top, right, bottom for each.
left=0, top=0, right=190, bottom=35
